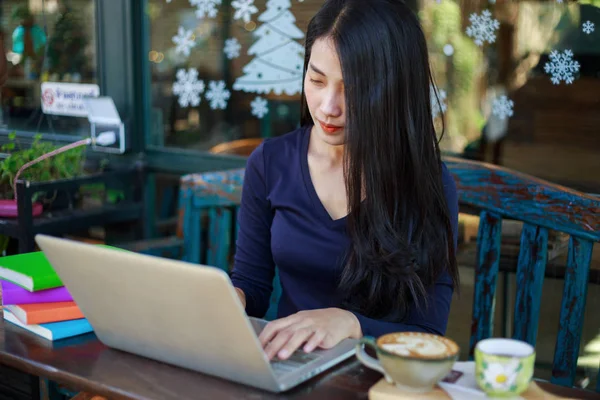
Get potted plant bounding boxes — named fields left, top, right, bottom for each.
left=0, top=132, right=87, bottom=255
left=0, top=132, right=86, bottom=206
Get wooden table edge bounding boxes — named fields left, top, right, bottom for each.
left=1, top=350, right=599, bottom=400
left=0, top=352, right=140, bottom=400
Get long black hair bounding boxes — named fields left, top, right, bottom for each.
left=300, top=0, right=459, bottom=321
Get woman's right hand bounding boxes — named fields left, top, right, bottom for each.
left=235, top=287, right=246, bottom=308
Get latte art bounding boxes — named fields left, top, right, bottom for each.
left=378, top=332, right=458, bottom=359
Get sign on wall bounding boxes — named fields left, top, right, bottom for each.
left=41, top=82, right=101, bottom=117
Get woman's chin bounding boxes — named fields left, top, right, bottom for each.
left=317, top=129, right=346, bottom=146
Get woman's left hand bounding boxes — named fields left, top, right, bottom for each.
left=258, top=308, right=362, bottom=360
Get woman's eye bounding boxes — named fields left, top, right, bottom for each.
left=310, top=79, right=323, bottom=86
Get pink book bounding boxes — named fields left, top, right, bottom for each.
left=1, top=280, right=72, bottom=305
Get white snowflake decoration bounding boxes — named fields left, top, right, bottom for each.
left=224, top=38, right=242, bottom=59
left=430, top=85, right=447, bottom=118
left=232, top=0, right=258, bottom=24
left=466, top=10, right=500, bottom=46
left=205, top=81, right=231, bottom=110
left=172, top=26, right=195, bottom=57
left=544, top=49, right=580, bottom=85
left=190, top=0, right=221, bottom=19
left=443, top=44, right=454, bottom=56
left=173, top=68, right=205, bottom=107
left=583, top=21, right=595, bottom=35
left=251, top=96, right=269, bottom=119
left=491, top=95, right=514, bottom=120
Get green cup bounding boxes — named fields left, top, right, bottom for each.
left=475, top=338, right=536, bottom=397
left=355, top=332, right=460, bottom=393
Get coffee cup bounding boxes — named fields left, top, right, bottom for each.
left=474, top=338, right=535, bottom=397
left=355, top=332, right=459, bottom=392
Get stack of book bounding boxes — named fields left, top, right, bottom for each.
left=0, top=251, right=94, bottom=341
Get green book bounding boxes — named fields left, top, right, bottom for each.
left=0, top=251, right=62, bottom=292
left=0, top=245, right=124, bottom=292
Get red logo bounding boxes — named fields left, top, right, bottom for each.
left=42, top=88, right=55, bottom=107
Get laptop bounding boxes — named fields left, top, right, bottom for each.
left=34, top=234, right=357, bottom=393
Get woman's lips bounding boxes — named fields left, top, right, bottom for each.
left=318, top=121, right=344, bottom=134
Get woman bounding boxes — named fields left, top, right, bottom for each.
left=231, top=0, right=459, bottom=362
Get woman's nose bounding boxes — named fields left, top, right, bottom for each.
left=319, top=90, right=343, bottom=118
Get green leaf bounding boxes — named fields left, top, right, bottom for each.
left=482, top=361, right=488, bottom=370
left=8, top=132, right=16, bottom=140
left=40, top=171, right=52, bottom=182
left=510, top=384, right=517, bottom=392
left=515, top=363, right=522, bottom=372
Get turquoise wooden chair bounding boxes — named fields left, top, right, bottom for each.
left=445, top=156, right=600, bottom=390
left=178, top=168, right=281, bottom=321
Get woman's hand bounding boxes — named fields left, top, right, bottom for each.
left=258, top=308, right=362, bottom=360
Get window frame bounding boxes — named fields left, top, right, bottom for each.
left=135, top=0, right=247, bottom=173
left=0, top=0, right=246, bottom=173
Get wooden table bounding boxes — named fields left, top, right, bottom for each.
left=1, top=321, right=599, bottom=400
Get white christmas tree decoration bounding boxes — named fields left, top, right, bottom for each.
left=232, top=0, right=259, bottom=24
left=172, top=26, right=195, bottom=57
left=466, top=10, right=500, bottom=46
left=173, top=68, right=205, bottom=107
left=233, top=0, right=305, bottom=96
left=544, top=49, right=580, bottom=85
left=583, top=21, right=595, bottom=35
left=224, top=38, right=242, bottom=59
left=251, top=97, right=269, bottom=119
left=430, top=85, right=447, bottom=118
left=491, top=95, right=514, bottom=120
left=190, top=0, right=221, bottom=19
left=205, top=81, right=231, bottom=110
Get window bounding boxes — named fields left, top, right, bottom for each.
left=419, top=0, right=600, bottom=191
left=145, top=0, right=599, bottom=192
left=0, top=0, right=97, bottom=136
left=146, top=0, right=321, bottom=155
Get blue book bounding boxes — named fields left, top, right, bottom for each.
left=3, top=309, right=94, bottom=341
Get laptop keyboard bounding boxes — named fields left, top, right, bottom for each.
left=247, top=318, right=323, bottom=375
left=270, top=350, right=322, bottom=374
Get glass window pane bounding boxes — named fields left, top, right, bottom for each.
left=420, top=0, right=600, bottom=190
left=147, top=0, right=600, bottom=193
left=146, top=0, right=322, bottom=154
left=0, top=0, right=97, bottom=135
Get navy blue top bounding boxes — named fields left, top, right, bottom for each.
left=231, top=126, right=458, bottom=337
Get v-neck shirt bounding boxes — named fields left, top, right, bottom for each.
left=230, top=125, right=459, bottom=337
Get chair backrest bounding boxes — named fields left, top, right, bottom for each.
left=177, top=168, right=281, bottom=321
left=177, top=169, right=245, bottom=269
left=445, top=156, right=600, bottom=389
left=208, top=138, right=264, bottom=157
